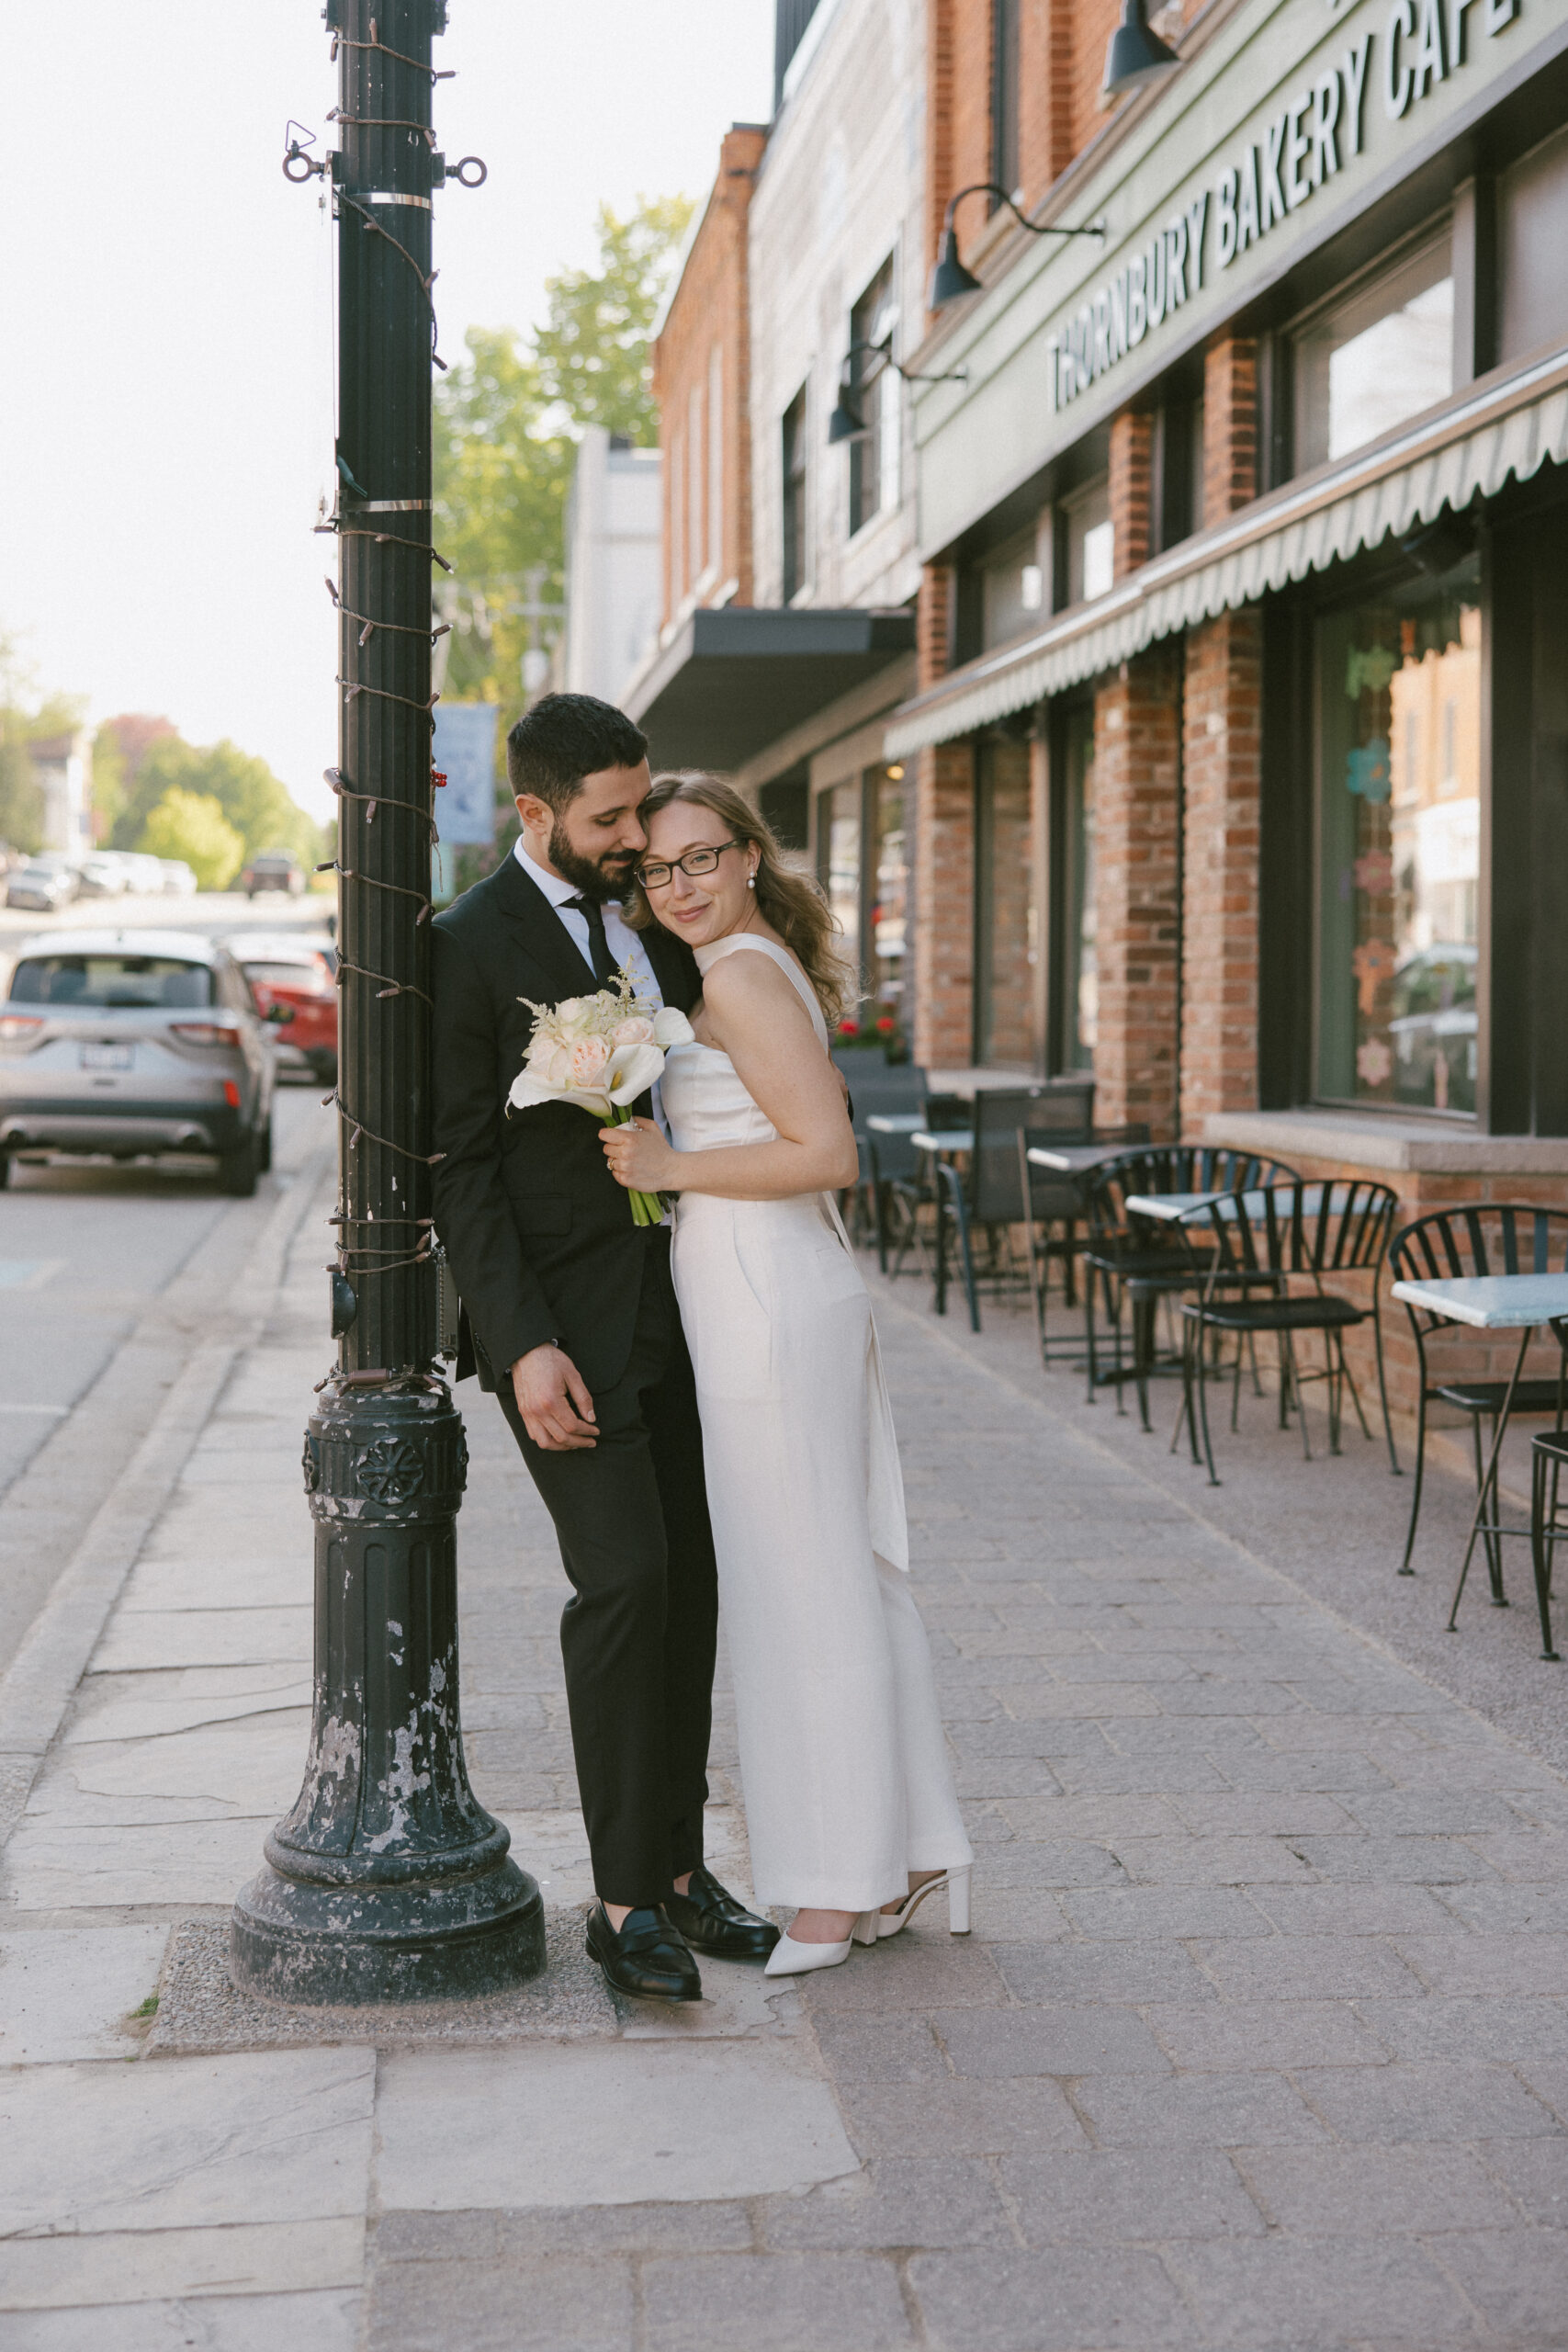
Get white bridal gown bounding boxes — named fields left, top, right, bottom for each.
left=663, top=933, right=973, bottom=1913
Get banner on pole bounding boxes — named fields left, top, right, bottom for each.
left=433, top=703, right=499, bottom=846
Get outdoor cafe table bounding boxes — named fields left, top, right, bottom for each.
left=1389, top=1272, right=1568, bottom=1635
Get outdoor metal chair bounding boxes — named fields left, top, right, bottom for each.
left=834, top=1056, right=925, bottom=1255
left=1529, top=1430, right=1568, bottom=1662
left=866, top=1080, right=968, bottom=1277
left=1018, top=1123, right=1151, bottom=1368
left=1389, top=1204, right=1568, bottom=1584
left=1080, top=1148, right=1301, bottom=1428
left=1176, top=1180, right=1400, bottom=1487
left=938, top=1082, right=1094, bottom=1332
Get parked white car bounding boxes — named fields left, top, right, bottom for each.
left=159, top=860, right=198, bottom=897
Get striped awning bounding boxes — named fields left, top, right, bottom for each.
left=886, top=346, right=1568, bottom=759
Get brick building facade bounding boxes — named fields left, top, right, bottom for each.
left=631, top=0, right=1568, bottom=1419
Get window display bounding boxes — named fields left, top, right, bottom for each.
left=1316, top=555, right=1480, bottom=1114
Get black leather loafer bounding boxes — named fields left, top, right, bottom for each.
left=584, top=1902, right=702, bottom=2001
left=665, top=1863, right=780, bottom=1962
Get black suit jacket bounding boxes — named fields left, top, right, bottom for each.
left=430, top=853, right=701, bottom=1395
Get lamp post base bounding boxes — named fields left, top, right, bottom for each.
left=231, top=1856, right=545, bottom=2006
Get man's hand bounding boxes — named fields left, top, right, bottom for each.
left=511, top=1343, right=598, bottom=1452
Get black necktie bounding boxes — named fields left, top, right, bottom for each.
left=567, top=895, right=616, bottom=988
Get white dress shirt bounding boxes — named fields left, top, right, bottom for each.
left=513, top=839, right=663, bottom=1008
left=512, top=838, right=671, bottom=1143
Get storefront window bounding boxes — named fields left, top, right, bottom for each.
left=1294, top=235, right=1453, bottom=470
left=1063, top=703, right=1097, bottom=1070
left=974, top=736, right=1033, bottom=1066
left=818, top=779, right=862, bottom=1004
left=871, top=770, right=908, bottom=1023
left=1315, top=557, right=1481, bottom=1114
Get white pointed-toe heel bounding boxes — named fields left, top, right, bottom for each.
left=764, top=1920, right=872, bottom=1977
left=875, top=1865, right=972, bottom=1940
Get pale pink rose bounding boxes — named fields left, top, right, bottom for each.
left=613, top=1015, right=656, bottom=1046
left=540, top=1042, right=574, bottom=1086
left=567, top=1035, right=611, bottom=1088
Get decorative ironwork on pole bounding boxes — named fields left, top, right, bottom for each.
left=231, top=0, right=542, bottom=2005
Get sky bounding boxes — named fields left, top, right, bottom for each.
left=0, top=2, right=773, bottom=820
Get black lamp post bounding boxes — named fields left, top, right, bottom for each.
left=1102, top=2, right=1183, bottom=99
left=231, top=0, right=543, bottom=2006
left=926, top=185, right=1104, bottom=314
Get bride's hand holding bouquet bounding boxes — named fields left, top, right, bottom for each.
left=507, top=974, right=693, bottom=1227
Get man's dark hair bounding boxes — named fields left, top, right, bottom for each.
left=506, top=694, right=649, bottom=813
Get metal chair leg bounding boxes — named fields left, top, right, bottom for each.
left=1399, top=1386, right=1429, bottom=1574
left=1372, top=1296, right=1401, bottom=1475
left=1194, top=1317, right=1221, bottom=1486
left=1472, top=1412, right=1506, bottom=1606
left=1531, top=1449, right=1562, bottom=1661
left=944, top=1168, right=981, bottom=1335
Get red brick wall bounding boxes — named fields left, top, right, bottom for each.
left=651, top=125, right=765, bottom=626
left=1110, top=409, right=1154, bottom=582
left=913, top=740, right=976, bottom=1067
left=1091, top=648, right=1181, bottom=1135
left=1201, top=335, right=1259, bottom=527
left=1181, top=612, right=1263, bottom=1131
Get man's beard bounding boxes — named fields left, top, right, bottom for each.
left=547, top=817, right=636, bottom=903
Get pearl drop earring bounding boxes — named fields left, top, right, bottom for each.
left=747, top=874, right=756, bottom=889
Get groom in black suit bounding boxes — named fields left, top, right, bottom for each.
left=431, top=694, right=777, bottom=1999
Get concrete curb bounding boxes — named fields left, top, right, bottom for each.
left=0, top=1142, right=334, bottom=1849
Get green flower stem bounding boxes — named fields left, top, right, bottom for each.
left=603, top=1105, right=663, bottom=1228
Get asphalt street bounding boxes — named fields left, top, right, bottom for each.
left=0, top=890, right=336, bottom=1679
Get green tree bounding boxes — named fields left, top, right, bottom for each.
left=434, top=329, right=571, bottom=709
left=534, top=196, right=694, bottom=445
left=431, top=195, right=692, bottom=880
left=142, top=787, right=244, bottom=890
left=118, top=737, right=321, bottom=867
left=0, top=640, right=86, bottom=855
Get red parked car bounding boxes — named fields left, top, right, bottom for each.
left=233, top=936, right=338, bottom=1083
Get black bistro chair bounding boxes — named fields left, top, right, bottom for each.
left=1389, top=1204, right=1568, bottom=1586
left=937, top=1083, right=1094, bottom=1331
left=1080, top=1148, right=1301, bottom=1428
left=1176, top=1179, right=1400, bottom=1487
left=863, top=1077, right=969, bottom=1278
left=834, top=1055, right=926, bottom=1254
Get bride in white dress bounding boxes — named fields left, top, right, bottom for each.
left=601, top=773, right=972, bottom=1974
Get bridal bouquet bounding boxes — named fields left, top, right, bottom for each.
left=508, top=972, right=694, bottom=1227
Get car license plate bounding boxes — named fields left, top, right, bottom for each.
left=81, top=1045, right=133, bottom=1071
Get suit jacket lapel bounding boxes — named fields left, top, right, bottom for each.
left=491, top=850, right=600, bottom=1001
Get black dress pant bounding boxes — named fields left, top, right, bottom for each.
left=496, top=1230, right=718, bottom=1906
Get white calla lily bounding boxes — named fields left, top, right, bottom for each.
left=507, top=1037, right=667, bottom=1122
left=651, top=1005, right=695, bottom=1047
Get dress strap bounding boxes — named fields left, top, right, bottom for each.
left=694, top=934, right=829, bottom=1044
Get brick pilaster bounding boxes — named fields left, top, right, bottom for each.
left=918, top=563, right=954, bottom=693
left=1180, top=612, right=1263, bottom=1132
left=1090, top=648, right=1181, bottom=1136
left=1110, top=409, right=1155, bottom=582
left=912, top=739, right=976, bottom=1069
left=1202, top=335, right=1259, bottom=527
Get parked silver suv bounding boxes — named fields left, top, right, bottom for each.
left=0, top=930, right=281, bottom=1193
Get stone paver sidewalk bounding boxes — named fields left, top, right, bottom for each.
left=3, top=1158, right=1568, bottom=2348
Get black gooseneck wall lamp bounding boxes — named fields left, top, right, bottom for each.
left=1101, top=1, right=1183, bottom=100
left=926, top=184, right=1105, bottom=313
left=827, top=338, right=968, bottom=446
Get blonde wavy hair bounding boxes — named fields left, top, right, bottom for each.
left=624, top=771, right=854, bottom=1026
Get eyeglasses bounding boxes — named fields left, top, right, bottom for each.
left=634, top=839, right=749, bottom=891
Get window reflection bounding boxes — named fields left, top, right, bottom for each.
left=1295, top=235, right=1453, bottom=469
left=872, top=772, right=908, bottom=1022
left=1316, top=557, right=1480, bottom=1114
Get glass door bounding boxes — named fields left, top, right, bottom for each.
left=1315, top=555, right=1481, bottom=1113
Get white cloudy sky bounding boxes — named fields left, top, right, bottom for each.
left=1, top=3, right=773, bottom=819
